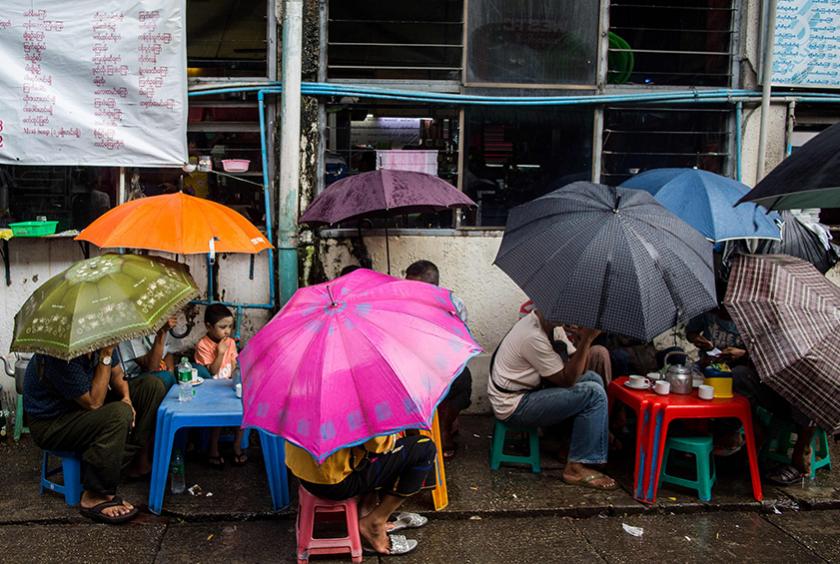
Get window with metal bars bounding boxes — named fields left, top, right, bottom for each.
left=327, top=1, right=464, bottom=82
left=465, top=0, right=600, bottom=86
left=608, top=0, right=735, bottom=87
left=463, top=107, right=593, bottom=227
left=601, top=105, right=731, bottom=185
left=187, top=0, right=270, bottom=78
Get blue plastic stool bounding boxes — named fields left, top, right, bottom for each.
left=658, top=436, right=716, bottom=502
left=40, top=451, right=82, bottom=506
left=489, top=420, right=541, bottom=473
left=763, top=418, right=832, bottom=480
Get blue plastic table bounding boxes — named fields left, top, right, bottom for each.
left=148, top=379, right=290, bottom=514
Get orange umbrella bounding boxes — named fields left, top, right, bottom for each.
left=77, top=192, right=273, bottom=255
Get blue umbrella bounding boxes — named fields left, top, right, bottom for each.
left=620, top=168, right=781, bottom=243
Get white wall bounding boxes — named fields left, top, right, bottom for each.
left=321, top=232, right=529, bottom=412
left=0, top=241, right=272, bottom=362
left=739, top=102, right=788, bottom=187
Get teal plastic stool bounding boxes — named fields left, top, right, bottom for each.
left=14, top=394, right=30, bottom=442
left=762, top=418, right=832, bottom=479
left=489, top=420, right=540, bottom=473
left=658, top=436, right=716, bottom=502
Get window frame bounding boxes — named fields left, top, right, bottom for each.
left=461, top=0, right=605, bottom=91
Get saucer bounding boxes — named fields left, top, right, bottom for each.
left=624, top=380, right=650, bottom=390
left=190, top=378, right=203, bottom=386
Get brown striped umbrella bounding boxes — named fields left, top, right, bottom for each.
left=723, top=254, right=840, bottom=433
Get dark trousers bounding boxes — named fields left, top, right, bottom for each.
left=441, top=367, right=472, bottom=413
left=28, top=375, right=166, bottom=496
left=732, top=365, right=811, bottom=427
left=302, top=435, right=437, bottom=500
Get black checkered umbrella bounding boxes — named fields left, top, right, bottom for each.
left=495, top=182, right=717, bottom=341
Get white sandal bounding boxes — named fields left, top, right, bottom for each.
left=363, top=534, right=418, bottom=556
left=388, top=512, right=428, bottom=532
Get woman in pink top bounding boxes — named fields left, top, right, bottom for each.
left=194, top=304, right=247, bottom=468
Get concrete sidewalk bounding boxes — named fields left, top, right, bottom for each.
left=2, top=510, right=838, bottom=562
left=1, top=414, right=838, bottom=562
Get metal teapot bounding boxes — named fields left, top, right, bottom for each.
left=663, top=351, right=693, bottom=395
left=1, top=354, right=32, bottom=395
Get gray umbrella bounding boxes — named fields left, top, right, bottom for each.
left=495, top=182, right=717, bottom=341
left=722, top=211, right=839, bottom=276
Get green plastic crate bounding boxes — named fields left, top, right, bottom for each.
left=9, top=221, right=59, bottom=237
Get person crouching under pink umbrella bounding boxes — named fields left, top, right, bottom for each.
left=286, top=434, right=435, bottom=556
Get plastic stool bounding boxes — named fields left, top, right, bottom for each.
left=40, top=451, right=82, bottom=506
left=489, top=420, right=541, bottom=473
left=659, top=436, right=716, bottom=502
left=14, top=394, right=30, bottom=442
left=763, top=418, right=832, bottom=479
left=295, top=485, right=362, bottom=564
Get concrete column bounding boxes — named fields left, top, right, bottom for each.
left=278, top=0, right=303, bottom=305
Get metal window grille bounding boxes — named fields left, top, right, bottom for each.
left=601, top=105, right=731, bottom=185
left=327, top=1, right=464, bottom=81
left=608, top=0, right=736, bottom=87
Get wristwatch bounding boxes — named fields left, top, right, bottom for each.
left=100, top=355, right=112, bottom=366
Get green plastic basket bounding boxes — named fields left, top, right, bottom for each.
left=9, top=221, right=59, bottom=237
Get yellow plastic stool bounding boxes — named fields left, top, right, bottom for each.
left=419, top=411, right=448, bottom=511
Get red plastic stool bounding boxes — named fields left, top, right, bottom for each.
left=296, top=485, right=363, bottom=563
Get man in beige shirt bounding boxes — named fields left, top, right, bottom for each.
left=488, top=310, right=616, bottom=490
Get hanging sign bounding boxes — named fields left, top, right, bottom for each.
left=0, top=0, right=187, bottom=166
left=772, top=0, right=840, bottom=88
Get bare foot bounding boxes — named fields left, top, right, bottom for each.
left=359, top=513, right=389, bottom=554
left=80, top=492, right=135, bottom=519
left=562, top=462, right=617, bottom=490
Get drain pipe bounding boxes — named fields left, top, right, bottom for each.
left=735, top=101, right=743, bottom=182
left=756, top=0, right=778, bottom=180
left=278, top=0, right=303, bottom=305
left=785, top=100, right=796, bottom=157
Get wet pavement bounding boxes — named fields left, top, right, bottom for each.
left=1, top=415, right=838, bottom=562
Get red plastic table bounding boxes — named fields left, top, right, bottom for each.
left=608, top=376, right=763, bottom=504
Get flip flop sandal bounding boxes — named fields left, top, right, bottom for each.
left=388, top=512, right=428, bottom=533
left=207, top=455, right=225, bottom=470
left=713, top=443, right=744, bottom=457
left=232, top=453, right=248, bottom=467
left=363, top=534, right=418, bottom=556
left=79, top=497, right=139, bottom=525
left=563, top=473, right=619, bottom=491
left=766, top=463, right=803, bottom=486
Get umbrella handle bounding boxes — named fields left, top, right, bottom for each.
left=169, top=321, right=194, bottom=340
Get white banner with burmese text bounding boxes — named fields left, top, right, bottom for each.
left=0, top=0, right=187, bottom=167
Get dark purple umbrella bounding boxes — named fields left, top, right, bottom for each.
left=300, top=169, right=476, bottom=272
left=301, top=169, right=476, bottom=225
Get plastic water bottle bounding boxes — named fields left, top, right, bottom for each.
left=170, top=449, right=186, bottom=494
left=177, top=357, right=192, bottom=403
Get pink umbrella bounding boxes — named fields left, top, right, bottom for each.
left=240, top=269, right=482, bottom=462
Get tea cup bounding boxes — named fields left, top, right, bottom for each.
left=654, top=380, right=670, bottom=395
left=698, top=384, right=714, bottom=400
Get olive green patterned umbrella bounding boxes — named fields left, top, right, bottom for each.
left=11, top=253, right=199, bottom=361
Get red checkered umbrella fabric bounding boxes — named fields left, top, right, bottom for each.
left=724, top=254, right=840, bottom=433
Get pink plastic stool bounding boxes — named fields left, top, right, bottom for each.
left=296, top=485, right=363, bottom=563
